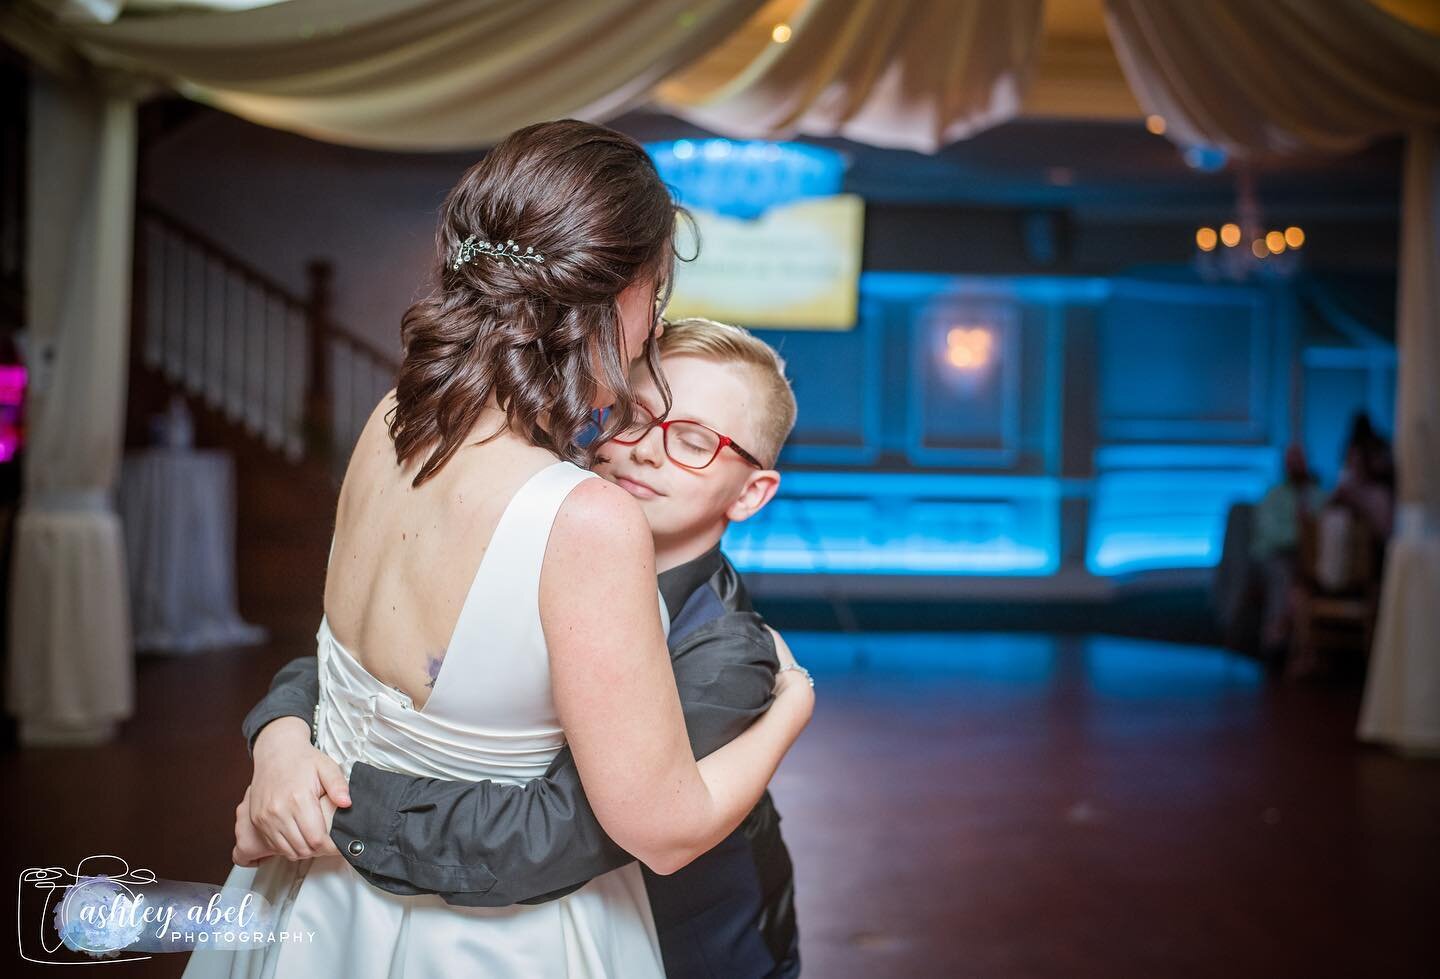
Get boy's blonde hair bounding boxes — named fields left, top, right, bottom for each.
left=657, top=317, right=797, bottom=468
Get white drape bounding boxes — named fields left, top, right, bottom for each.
left=16, top=0, right=768, bottom=151
left=1357, top=128, right=1440, bottom=755
left=6, top=72, right=139, bottom=745
left=37, top=0, right=293, bottom=26
left=656, top=0, right=1045, bottom=154
left=1103, top=0, right=1440, bottom=155
left=23, top=0, right=1047, bottom=155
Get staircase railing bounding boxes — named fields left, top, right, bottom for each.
left=134, top=204, right=400, bottom=475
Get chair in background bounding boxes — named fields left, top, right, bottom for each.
left=1211, top=502, right=1263, bottom=657
left=1289, top=505, right=1381, bottom=678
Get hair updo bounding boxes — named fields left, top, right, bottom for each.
left=387, top=119, right=692, bottom=488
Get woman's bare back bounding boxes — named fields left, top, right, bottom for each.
left=321, top=388, right=563, bottom=709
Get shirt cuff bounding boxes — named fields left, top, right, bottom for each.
left=330, top=762, right=500, bottom=901
left=330, top=762, right=408, bottom=873
left=241, top=703, right=315, bottom=758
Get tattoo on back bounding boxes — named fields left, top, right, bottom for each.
left=425, top=651, right=445, bottom=690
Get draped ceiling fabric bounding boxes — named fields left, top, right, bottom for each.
left=19, top=0, right=770, bottom=151
left=1103, top=0, right=1440, bottom=156
left=655, top=0, right=1046, bottom=154
left=1103, top=0, right=1440, bottom=754
left=6, top=71, right=140, bottom=746
left=42, top=0, right=294, bottom=25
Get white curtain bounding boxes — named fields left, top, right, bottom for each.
left=1357, top=128, right=1440, bottom=754
left=655, top=0, right=1046, bottom=154
left=6, top=71, right=141, bottom=745
left=37, top=0, right=293, bottom=26
left=10, top=0, right=769, bottom=151
left=1103, top=0, right=1440, bottom=155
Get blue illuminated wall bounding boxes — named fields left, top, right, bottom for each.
left=718, top=270, right=1394, bottom=580
left=724, top=272, right=1094, bottom=576
left=1085, top=280, right=1291, bottom=574
left=722, top=472, right=1060, bottom=575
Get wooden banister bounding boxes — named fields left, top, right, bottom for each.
left=134, top=201, right=401, bottom=469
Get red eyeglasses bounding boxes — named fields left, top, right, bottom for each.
left=606, top=402, right=764, bottom=470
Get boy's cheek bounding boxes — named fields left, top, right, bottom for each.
left=655, top=495, right=709, bottom=530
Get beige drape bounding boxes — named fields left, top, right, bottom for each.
left=6, top=71, right=140, bottom=745
left=1104, top=0, right=1440, bottom=752
left=37, top=0, right=293, bottom=25
left=656, top=0, right=1046, bottom=153
left=1103, top=0, right=1440, bottom=155
left=1358, top=129, right=1440, bottom=754
left=14, top=0, right=769, bottom=151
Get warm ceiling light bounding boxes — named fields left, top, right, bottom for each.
left=1220, top=223, right=1241, bottom=247
left=946, top=327, right=994, bottom=371
left=1285, top=226, right=1305, bottom=248
left=1265, top=230, right=1286, bottom=254
left=1145, top=115, right=1167, bottom=135
left=772, top=23, right=792, bottom=43
left=1196, top=227, right=1218, bottom=251
left=1251, top=239, right=1268, bottom=259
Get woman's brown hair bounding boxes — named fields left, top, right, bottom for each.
left=387, top=119, right=692, bottom=487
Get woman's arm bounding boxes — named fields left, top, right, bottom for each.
left=541, top=478, right=814, bottom=876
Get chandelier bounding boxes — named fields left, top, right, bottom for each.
left=1194, top=167, right=1304, bottom=282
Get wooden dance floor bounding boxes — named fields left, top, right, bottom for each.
left=5, top=631, right=1438, bottom=977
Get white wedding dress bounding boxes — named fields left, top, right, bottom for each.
left=184, top=459, right=665, bottom=978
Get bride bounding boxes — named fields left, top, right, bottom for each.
left=182, top=118, right=814, bottom=978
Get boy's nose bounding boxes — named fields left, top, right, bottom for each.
left=630, top=425, right=666, bottom=467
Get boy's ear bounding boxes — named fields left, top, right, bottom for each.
left=725, top=470, right=780, bottom=524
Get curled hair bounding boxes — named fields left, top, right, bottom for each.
left=388, top=119, right=695, bottom=487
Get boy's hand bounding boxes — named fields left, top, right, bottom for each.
left=233, top=786, right=276, bottom=867
left=249, top=716, right=350, bottom=861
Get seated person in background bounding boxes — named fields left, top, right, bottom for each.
left=1251, top=443, right=1326, bottom=661
left=237, top=317, right=807, bottom=979
left=1285, top=415, right=1394, bottom=677
left=1331, top=410, right=1395, bottom=546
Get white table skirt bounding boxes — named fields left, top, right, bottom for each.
left=118, top=447, right=268, bottom=654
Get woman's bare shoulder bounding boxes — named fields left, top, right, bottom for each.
left=350, top=389, right=397, bottom=449
left=339, top=390, right=401, bottom=482
left=543, top=475, right=652, bottom=579
left=374, top=387, right=400, bottom=431
left=542, top=475, right=659, bottom=647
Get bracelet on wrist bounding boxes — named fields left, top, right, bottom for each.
left=777, top=662, right=814, bottom=688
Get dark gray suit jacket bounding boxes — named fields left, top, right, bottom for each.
left=241, top=541, right=799, bottom=975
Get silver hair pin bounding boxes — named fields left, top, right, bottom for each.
left=452, top=234, right=545, bottom=270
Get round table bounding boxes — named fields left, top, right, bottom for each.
left=118, top=447, right=268, bottom=654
